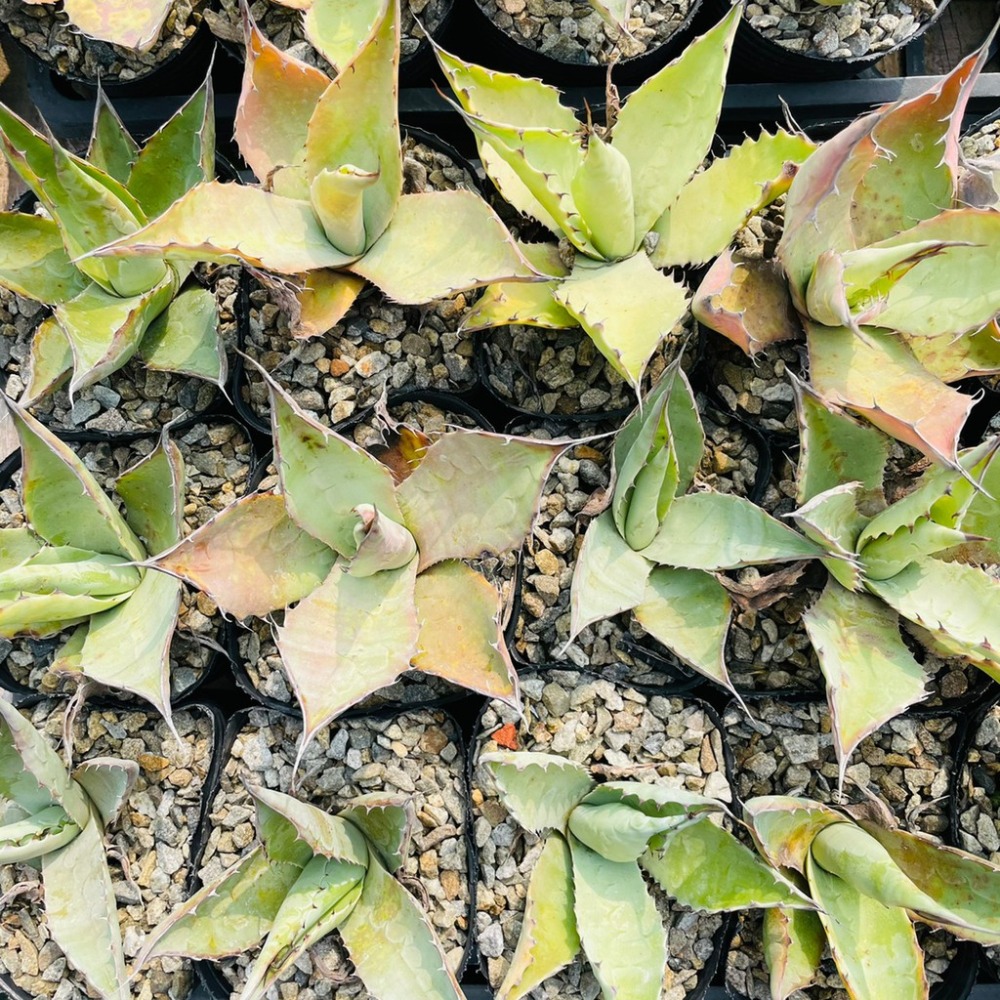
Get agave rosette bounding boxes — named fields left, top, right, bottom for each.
left=694, top=37, right=1000, bottom=466
left=435, top=6, right=815, bottom=391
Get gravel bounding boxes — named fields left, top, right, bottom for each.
left=0, top=701, right=215, bottom=1000
left=199, top=708, right=470, bottom=997
left=474, top=669, right=730, bottom=998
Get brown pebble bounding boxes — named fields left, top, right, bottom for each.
left=139, top=753, right=171, bottom=773
left=419, top=727, right=449, bottom=754
left=329, top=358, right=351, bottom=376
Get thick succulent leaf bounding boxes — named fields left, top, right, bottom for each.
left=651, top=129, right=816, bottom=267
left=764, top=906, right=825, bottom=1000
left=807, top=853, right=926, bottom=1000
left=281, top=268, right=366, bottom=338
left=339, top=854, right=464, bottom=1000
left=860, top=823, right=1000, bottom=944
left=571, top=135, right=635, bottom=260
left=271, top=380, right=401, bottom=556
left=907, top=320, right=1000, bottom=383
left=138, top=284, right=225, bottom=385
left=552, top=251, right=689, bottom=389
left=254, top=799, right=317, bottom=866
left=61, top=0, right=171, bottom=50
left=569, top=834, right=666, bottom=1000
left=310, top=165, right=377, bottom=257
left=88, top=91, right=138, bottom=185
left=642, top=817, right=814, bottom=910
left=235, top=15, right=331, bottom=200
left=8, top=400, right=144, bottom=561
left=412, top=560, right=518, bottom=704
left=479, top=752, right=594, bottom=835
left=350, top=190, right=536, bottom=303
left=804, top=582, right=927, bottom=787
left=692, top=252, right=802, bottom=356
left=0, top=528, right=42, bottom=572
left=23, top=317, right=73, bottom=405
left=275, top=558, right=419, bottom=772
left=71, top=758, right=138, bottom=829
left=43, top=810, right=127, bottom=1000
left=0, top=592, right=131, bottom=638
left=579, top=782, right=722, bottom=819
left=794, top=378, right=891, bottom=504
left=569, top=510, right=653, bottom=637
left=806, top=321, right=973, bottom=467
left=0, top=212, right=89, bottom=304
left=860, top=520, right=972, bottom=581
left=789, top=484, right=867, bottom=590
left=633, top=566, right=733, bottom=689
left=49, top=624, right=86, bottom=676
left=742, top=796, right=844, bottom=874
left=348, top=505, right=417, bottom=577
left=0, top=547, right=140, bottom=598
left=569, top=801, right=686, bottom=863
left=55, top=276, right=177, bottom=395
left=396, top=428, right=561, bottom=570
left=304, top=0, right=400, bottom=250
left=340, top=794, right=413, bottom=873
left=127, top=76, right=215, bottom=218
left=0, top=804, right=80, bottom=863
left=301, top=0, right=388, bottom=67
left=155, top=493, right=335, bottom=619
left=141, top=846, right=309, bottom=961
left=611, top=6, right=739, bottom=243
left=496, top=834, right=579, bottom=1000
left=641, top=492, right=822, bottom=569
left=88, top=182, right=356, bottom=273
left=116, top=437, right=184, bottom=553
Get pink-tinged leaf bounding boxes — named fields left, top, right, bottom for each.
left=236, top=12, right=331, bottom=200
left=23, top=316, right=73, bottom=406
left=154, top=493, right=336, bottom=620
left=61, top=0, right=171, bottom=50
left=412, top=560, right=518, bottom=705
left=906, top=320, right=1000, bottom=383
left=742, top=796, right=843, bottom=874
left=0, top=212, right=89, bottom=305
left=71, top=758, right=138, bottom=829
left=350, top=190, right=537, bottom=304
left=692, top=251, right=802, bottom=356
left=275, top=558, right=419, bottom=771
left=804, top=250, right=854, bottom=329
left=806, top=321, right=973, bottom=467
left=803, top=582, right=927, bottom=789
left=348, top=505, right=417, bottom=577
left=396, top=429, right=563, bottom=570
left=764, top=906, right=825, bottom=1000
left=87, top=181, right=356, bottom=274
left=269, top=378, right=402, bottom=557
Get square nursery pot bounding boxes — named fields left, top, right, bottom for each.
left=0, top=416, right=256, bottom=707
left=722, top=697, right=976, bottom=1000
left=194, top=706, right=473, bottom=999
left=0, top=697, right=223, bottom=1000
left=472, top=667, right=732, bottom=1000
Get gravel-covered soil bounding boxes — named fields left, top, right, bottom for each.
left=198, top=707, right=470, bottom=998
left=0, top=701, right=216, bottom=1000
left=473, top=669, right=730, bottom=999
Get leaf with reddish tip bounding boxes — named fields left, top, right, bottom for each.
left=412, top=560, right=518, bottom=704
left=693, top=252, right=802, bottom=356
left=552, top=252, right=689, bottom=390
left=275, top=557, right=419, bottom=770
left=138, top=283, right=225, bottom=386
left=88, top=91, right=138, bottom=185
left=803, top=582, right=927, bottom=786
left=743, top=797, right=843, bottom=874
left=479, top=752, right=594, bottom=834
left=764, top=906, right=825, bottom=1000
left=154, top=493, right=336, bottom=620
left=806, top=321, right=973, bottom=466
left=23, top=317, right=72, bottom=406
left=301, top=0, right=388, bottom=69
left=350, top=190, right=537, bottom=304
left=397, top=428, right=562, bottom=570
left=496, top=834, right=579, bottom=1000
left=0, top=212, right=89, bottom=304
left=61, top=0, right=171, bottom=50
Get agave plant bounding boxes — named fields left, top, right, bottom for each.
left=0, top=697, right=137, bottom=1000
left=139, top=783, right=463, bottom=1000
left=745, top=795, right=1000, bottom=1000
left=784, top=381, right=1000, bottom=782
left=435, top=7, right=815, bottom=391
left=0, top=77, right=224, bottom=407
left=569, top=358, right=822, bottom=696
left=479, top=751, right=812, bottom=1000
left=693, top=37, right=1000, bottom=466
left=0, top=397, right=190, bottom=727
left=86, top=0, right=534, bottom=340
left=152, top=372, right=563, bottom=770
left=27, top=0, right=174, bottom=51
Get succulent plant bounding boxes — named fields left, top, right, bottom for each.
left=479, top=751, right=813, bottom=1000
left=0, top=77, right=224, bottom=406
left=27, top=0, right=175, bottom=51
left=152, top=372, right=563, bottom=769
left=86, top=0, right=534, bottom=340
left=139, top=782, right=463, bottom=1000
left=0, top=397, right=190, bottom=727
left=693, top=37, right=1000, bottom=466
left=435, top=7, right=815, bottom=390
left=0, top=697, right=138, bottom=1000
left=745, top=795, right=1000, bottom=1000
left=569, top=359, right=822, bottom=695
left=782, top=380, right=1000, bottom=782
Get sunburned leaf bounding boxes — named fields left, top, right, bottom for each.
left=906, top=320, right=1000, bottom=383
left=61, top=0, right=172, bottom=50
left=764, top=906, right=825, bottom=1000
